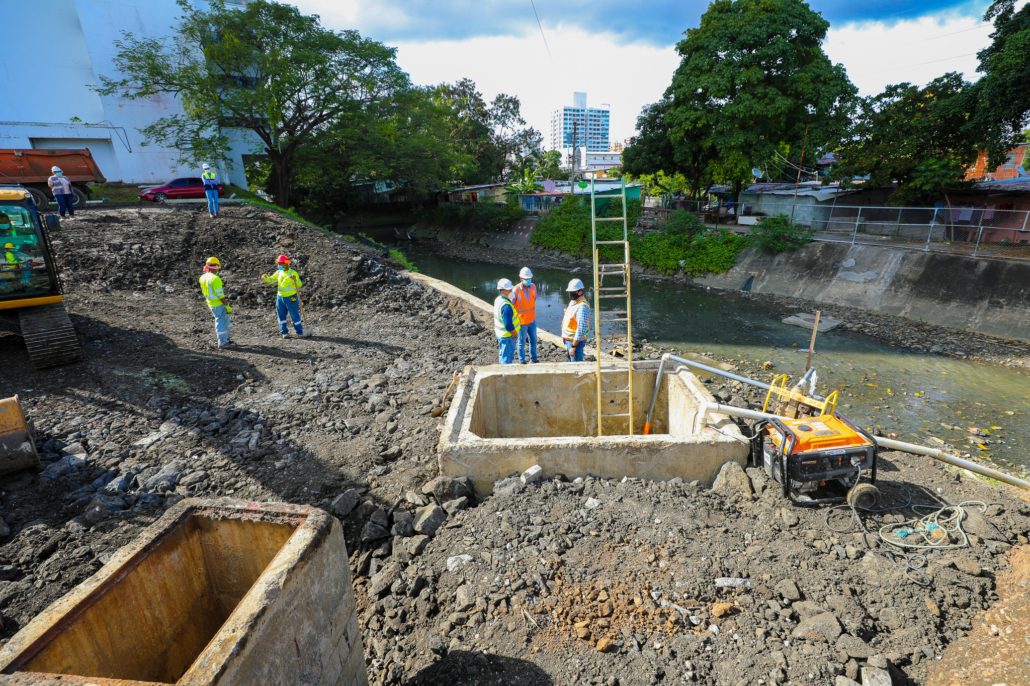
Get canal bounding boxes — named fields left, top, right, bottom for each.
left=405, top=247, right=1030, bottom=475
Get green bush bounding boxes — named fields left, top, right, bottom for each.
left=530, top=198, right=593, bottom=256
left=750, top=214, right=813, bottom=254
left=423, top=202, right=524, bottom=232
left=681, top=230, right=751, bottom=275
left=660, top=209, right=703, bottom=236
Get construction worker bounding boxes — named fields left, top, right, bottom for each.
left=2, top=243, right=32, bottom=290
left=198, top=256, right=233, bottom=348
left=562, top=278, right=591, bottom=362
left=47, top=166, right=75, bottom=219
left=494, top=278, right=521, bottom=364
left=201, top=164, right=220, bottom=218
left=262, top=254, right=304, bottom=338
left=511, top=266, right=538, bottom=364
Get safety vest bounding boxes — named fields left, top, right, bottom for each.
left=198, top=271, right=225, bottom=307
left=562, top=298, right=590, bottom=341
left=264, top=268, right=302, bottom=297
left=511, top=282, right=537, bottom=325
left=493, top=295, right=521, bottom=339
left=202, top=171, right=218, bottom=189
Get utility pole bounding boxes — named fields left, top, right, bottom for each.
left=568, top=120, right=579, bottom=189
left=789, top=124, right=809, bottom=224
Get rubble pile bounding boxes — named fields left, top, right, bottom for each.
left=0, top=206, right=1026, bottom=685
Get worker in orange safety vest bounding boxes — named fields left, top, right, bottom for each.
left=562, top=278, right=590, bottom=361
left=511, top=266, right=538, bottom=363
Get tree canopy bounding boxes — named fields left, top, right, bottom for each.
left=99, top=0, right=408, bottom=207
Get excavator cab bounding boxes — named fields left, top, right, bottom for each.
left=0, top=186, right=80, bottom=368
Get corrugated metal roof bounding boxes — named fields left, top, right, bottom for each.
left=975, top=179, right=1030, bottom=193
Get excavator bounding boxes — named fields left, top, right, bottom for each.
left=0, top=185, right=80, bottom=368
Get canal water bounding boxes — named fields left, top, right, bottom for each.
left=406, top=247, right=1030, bottom=474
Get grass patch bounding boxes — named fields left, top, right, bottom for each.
left=89, top=183, right=142, bottom=204
left=388, top=248, right=419, bottom=272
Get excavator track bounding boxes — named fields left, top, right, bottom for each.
left=18, top=303, right=81, bottom=369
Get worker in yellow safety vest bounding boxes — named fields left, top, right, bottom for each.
left=511, top=266, right=538, bottom=364
left=201, top=163, right=220, bottom=218
left=562, top=278, right=590, bottom=361
left=198, top=256, right=233, bottom=348
left=261, top=254, right=305, bottom=338
left=494, top=278, right=521, bottom=364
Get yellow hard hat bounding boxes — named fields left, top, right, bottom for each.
left=205, top=256, right=221, bottom=267
left=3, top=243, right=13, bottom=249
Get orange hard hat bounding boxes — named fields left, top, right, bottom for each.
left=276, top=254, right=290, bottom=265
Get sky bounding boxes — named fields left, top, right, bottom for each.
left=289, top=0, right=1012, bottom=145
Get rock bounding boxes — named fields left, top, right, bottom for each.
left=837, top=634, right=874, bottom=659
left=379, top=446, right=402, bottom=461
left=793, top=612, right=842, bottom=642
left=595, top=637, right=615, bottom=653
left=40, top=454, right=85, bottom=480
left=711, top=602, right=735, bottom=618
left=422, top=476, right=475, bottom=503
left=414, top=504, right=448, bottom=536
left=402, top=535, right=430, bottom=558
left=82, top=494, right=127, bottom=525
left=775, top=579, right=802, bottom=601
left=0, top=565, right=18, bottom=581
left=584, top=497, right=602, bottom=510
left=361, top=521, right=390, bottom=542
left=953, top=558, right=982, bottom=577
left=867, top=655, right=888, bottom=669
left=369, top=562, right=401, bottom=596
left=714, top=577, right=751, bottom=589
left=793, top=600, right=828, bottom=618
left=446, top=554, right=473, bottom=572
left=391, top=510, right=415, bottom=537
left=860, top=666, right=892, bottom=686
left=712, top=461, right=753, bottom=498
left=780, top=508, right=800, bottom=528
left=492, top=477, right=524, bottom=497
left=454, top=584, right=475, bottom=612
left=962, top=508, right=1005, bottom=541
left=835, top=678, right=861, bottom=686
left=331, top=489, right=363, bottom=517
left=143, top=460, right=184, bottom=492
left=521, top=464, right=544, bottom=485
left=442, top=497, right=469, bottom=515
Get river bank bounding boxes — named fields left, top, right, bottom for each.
left=406, top=235, right=1029, bottom=370
left=1, top=207, right=1027, bottom=685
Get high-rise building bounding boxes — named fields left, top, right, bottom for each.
left=550, top=92, right=610, bottom=155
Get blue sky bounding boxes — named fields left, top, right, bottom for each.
left=292, top=0, right=1003, bottom=143
left=342, top=1, right=982, bottom=44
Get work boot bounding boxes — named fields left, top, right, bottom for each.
left=281, top=332, right=290, bottom=339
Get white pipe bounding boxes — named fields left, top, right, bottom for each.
left=699, top=402, right=1030, bottom=491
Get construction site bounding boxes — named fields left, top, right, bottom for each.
left=0, top=185, right=1026, bottom=686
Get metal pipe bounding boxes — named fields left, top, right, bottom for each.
left=697, top=402, right=1030, bottom=491
left=643, top=353, right=771, bottom=434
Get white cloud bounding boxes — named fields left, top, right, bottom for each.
left=825, top=14, right=992, bottom=95
left=392, top=25, right=679, bottom=146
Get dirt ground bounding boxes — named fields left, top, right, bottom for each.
left=1, top=206, right=1028, bottom=685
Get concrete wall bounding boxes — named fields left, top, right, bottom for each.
left=440, top=363, right=748, bottom=495
left=697, top=242, right=1030, bottom=341
left=0, top=0, right=256, bottom=185
left=0, top=499, right=367, bottom=686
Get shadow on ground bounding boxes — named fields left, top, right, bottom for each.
left=406, top=651, right=553, bottom=686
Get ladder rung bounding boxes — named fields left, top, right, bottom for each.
left=595, top=240, right=627, bottom=245
left=599, top=293, right=628, bottom=299
left=602, top=388, right=630, bottom=394
left=595, top=217, right=626, bottom=222
left=601, top=413, right=631, bottom=418
left=599, top=286, right=626, bottom=291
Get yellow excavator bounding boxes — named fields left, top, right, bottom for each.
left=0, top=185, right=80, bottom=368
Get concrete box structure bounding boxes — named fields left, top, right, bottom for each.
left=0, top=499, right=366, bottom=686
left=438, top=362, right=748, bottom=495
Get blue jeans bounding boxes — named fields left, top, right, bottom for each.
left=497, top=337, right=516, bottom=364
left=566, top=340, right=586, bottom=362
left=276, top=295, right=303, bottom=335
left=518, top=321, right=538, bottom=363
left=205, top=189, right=220, bottom=215
left=210, top=305, right=231, bottom=346
left=55, top=193, right=74, bottom=217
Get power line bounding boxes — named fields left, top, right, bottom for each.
left=528, top=0, right=552, bottom=60
left=894, top=51, right=979, bottom=69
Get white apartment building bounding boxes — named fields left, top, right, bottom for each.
left=550, top=92, right=610, bottom=154
left=0, top=0, right=255, bottom=185
left=579, top=150, right=622, bottom=173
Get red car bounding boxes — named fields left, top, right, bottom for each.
left=139, top=177, right=223, bottom=203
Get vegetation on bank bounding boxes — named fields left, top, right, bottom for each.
left=749, top=215, right=814, bottom=254
left=530, top=201, right=752, bottom=276
left=420, top=202, right=525, bottom=232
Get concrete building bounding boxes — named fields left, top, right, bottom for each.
left=0, top=0, right=255, bottom=186
left=579, top=150, right=622, bottom=174
left=550, top=92, right=610, bottom=154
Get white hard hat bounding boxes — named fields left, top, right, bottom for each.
left=567, top=278, right=585, bottom=292
left=202, top=163, right=210, bottom=170
left=519, top=266, right=533, bottom=279
left=51, top=166, right=61, bottom=172
left=497, top=278, right=514, bottom=291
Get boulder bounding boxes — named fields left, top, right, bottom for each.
left=712, top=461, right=753, bottom=498
left=792, top=612, right=842, bottom=642
left=330, top=489, right=363, bottom=517
left=414, top=504, right=448, bottom=536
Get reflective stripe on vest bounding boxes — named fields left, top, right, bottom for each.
left=562, top=298, right=590, bottom=340
left=494, top=295, right=521, bottom=339
left=511, top=282, right=537, bottom=324
left=199, top=272, right=224, bottom=307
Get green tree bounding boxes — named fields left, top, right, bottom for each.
left=98, top=0, right=408, bottom=207
left=664, top=0, right=856, bottom=200
left=969, top=0, right=1030, bottom=161
left=534, top=150, right=563, bottom=179
left=505, top=168, right=544, bottom=195
left=830, top=74, right=977, bottom=203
